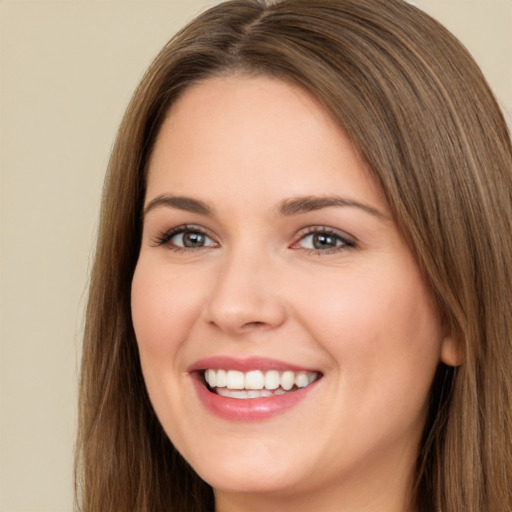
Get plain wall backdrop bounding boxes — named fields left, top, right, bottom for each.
left=0, top=1, right=510, bottom=511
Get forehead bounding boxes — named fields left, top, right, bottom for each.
left=146, top=75, right=385, bottom=212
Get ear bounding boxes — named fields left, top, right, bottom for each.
left=440, top=332, right=463, bottom=367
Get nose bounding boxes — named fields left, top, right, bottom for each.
left=202, top=249, right=287, bottom=336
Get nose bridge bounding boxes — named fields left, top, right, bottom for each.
left=203, top=240, right=286, bottom=334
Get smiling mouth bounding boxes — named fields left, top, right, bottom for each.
left=203, top=369, right=321, bottom=399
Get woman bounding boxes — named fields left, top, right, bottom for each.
left=75, top=1, right=512, bottom=511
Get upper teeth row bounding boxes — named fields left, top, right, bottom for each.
left=204, top=369, right=318, bottom=391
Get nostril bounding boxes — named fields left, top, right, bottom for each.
left=242, top=321, right=266, bottom=329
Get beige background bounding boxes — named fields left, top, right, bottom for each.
left=0, top=1, right=510, bottom=511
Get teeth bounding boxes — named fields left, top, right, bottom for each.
left=204, top=368, right=319, bottom=394
left=216, top=369, right=227, bottom=387
left=296, top=372, right=310, bottom=388
left=264, top=370, right=280, bottom=390
left=245, top=370, right=265, bottom=390
left=281, top=371, right=295, bottom=391
left=226, top=370, right=245, bottom=390
left=205, top=369, right=216, bottom=388
left=217, top=388, right=249, bottom=399
left=216, top=387, right=294, bottom=399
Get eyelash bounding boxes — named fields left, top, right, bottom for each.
left=292, top=227, right=356, bottom=254
left=152, top=224, right=356, bottom=254
left=152, top=224, right=216, bottom=252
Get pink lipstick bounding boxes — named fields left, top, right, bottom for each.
left=188, top=357, right=321, bottom=422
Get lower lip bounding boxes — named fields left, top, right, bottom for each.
left=192, top=375, right=319, bottom=422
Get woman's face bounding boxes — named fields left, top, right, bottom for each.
left=131, top=76, right=454, bottom=508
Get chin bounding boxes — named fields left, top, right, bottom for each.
left=183, top=441, right=309, bottom=496
left=202, top=466, right=299, bottom=496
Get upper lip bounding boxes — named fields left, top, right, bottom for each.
left=187, top=356, right=320, bottom=374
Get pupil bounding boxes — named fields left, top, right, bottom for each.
left=313, top=233, right=336, bottom=249
left=183, top=232, right=204, bottom=247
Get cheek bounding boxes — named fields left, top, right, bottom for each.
left=301, top=262, right=440, bottom=343
left=295, top=261, right=443, bottom=409
left=131, top=260, right=204, bottom=358
left=130, top=259, right=208, bottom=437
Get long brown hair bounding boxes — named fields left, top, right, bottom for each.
left=75, top=1, right=512, bottom=510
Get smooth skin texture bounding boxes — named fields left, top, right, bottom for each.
left=131, top=75, right=457, bottom=512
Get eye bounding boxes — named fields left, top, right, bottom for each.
left=292, top=227, right=355, bottom=253
left=172, top=230, right=215, bottom=248
left=154, top=225, right=218, bottom=250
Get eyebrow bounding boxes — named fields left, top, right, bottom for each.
left=143, top=195, right=212, bottom=216
left=278, top=195, right=387, bottom=219
left=143, top=193, right=387, bottom=220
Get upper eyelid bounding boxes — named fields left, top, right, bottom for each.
left=293, top=225, right=356, bottom=243
left=152, top=224, right=217, bottom=247
left=164, top=224, right=210, bottom=235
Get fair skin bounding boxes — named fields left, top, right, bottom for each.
left=131, top=75, right=456, bottom=512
